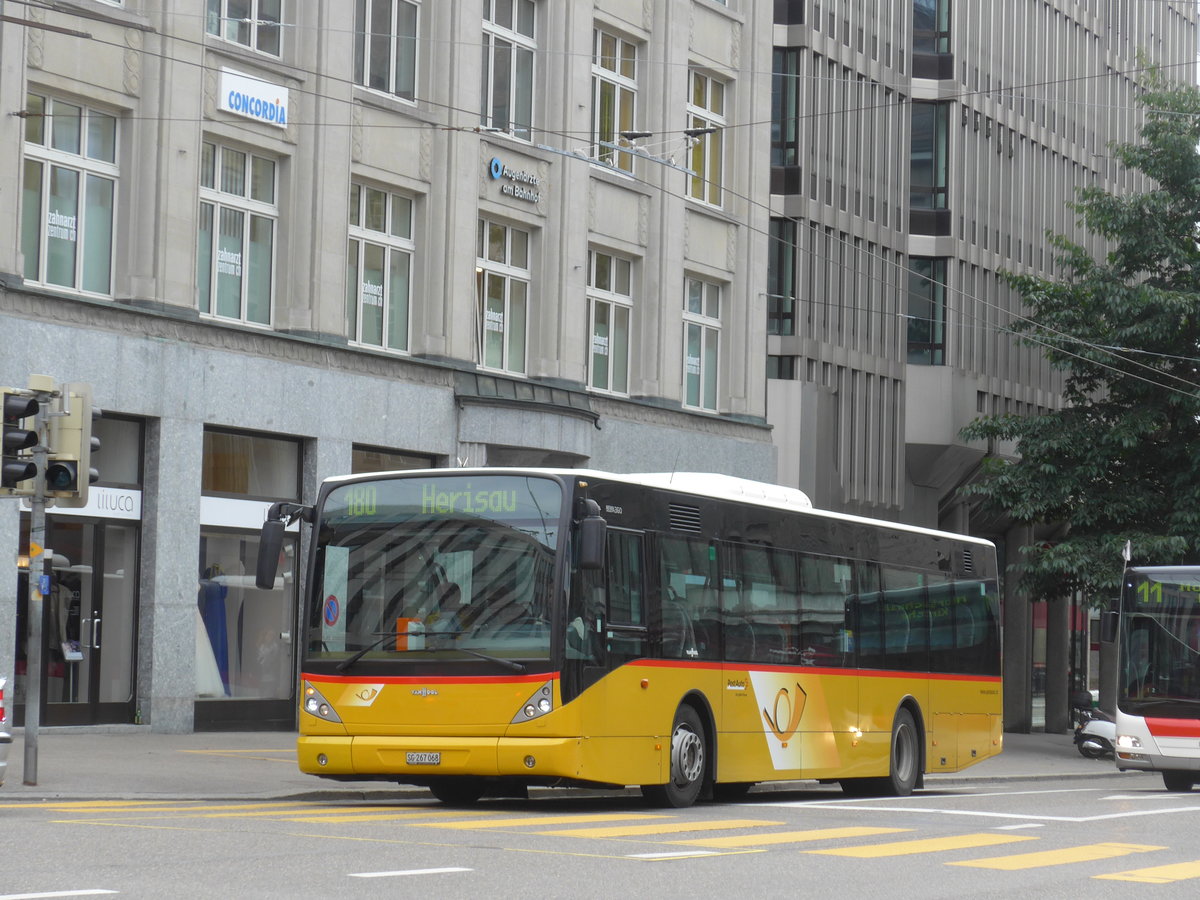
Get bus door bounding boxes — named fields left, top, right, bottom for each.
left=564, top=528, right=648, bottom=700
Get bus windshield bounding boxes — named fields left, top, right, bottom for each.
left=308, top=474, right=564, bottom=668
left=1119, top=569, right=1200, bottom=715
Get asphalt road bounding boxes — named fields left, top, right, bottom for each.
left=6, top=770, right=1200, bottom=898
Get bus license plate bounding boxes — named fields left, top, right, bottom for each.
left=407, top=752, right=441, bottom=766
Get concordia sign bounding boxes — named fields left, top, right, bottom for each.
left=219, top=68, right=289, bottom=128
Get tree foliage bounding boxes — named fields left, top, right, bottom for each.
left=960, top=73, right=1200, bottom=604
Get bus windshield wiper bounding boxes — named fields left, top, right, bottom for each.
left=336, top=631, right=527, bottom=673
left=337, top=631, right=406, bottom=672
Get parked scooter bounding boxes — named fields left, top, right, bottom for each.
left=1071, top=690, right=1115, bottom=759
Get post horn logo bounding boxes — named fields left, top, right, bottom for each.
left=762, top=683, right=807, bottom=747
left=355, top=687, right=378, bottom=702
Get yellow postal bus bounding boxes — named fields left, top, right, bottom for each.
left=256, top=468, right=1001, bottom=806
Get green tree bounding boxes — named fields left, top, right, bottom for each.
left=960, top=74, right=1200, bottom=604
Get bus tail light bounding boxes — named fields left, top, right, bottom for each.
left=302, top=681, right=342, bottom=723
left=512, top=681, right=555, bottom=723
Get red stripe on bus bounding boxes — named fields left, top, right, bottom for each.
left=1145, top=717, right=1200, bottom=738
left=302, top=671, right=559, bottom=686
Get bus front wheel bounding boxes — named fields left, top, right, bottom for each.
left=1163, top=771, right=1195, bottom=792
left=643, top=705, right=707, bottom=808
left=885, top=707, right=920, bottom=796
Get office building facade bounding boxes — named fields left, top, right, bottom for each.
left=0, top=0, right=774, bottom=732
left=767, top=0, right=1197, bottom=728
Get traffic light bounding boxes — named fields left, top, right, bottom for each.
left=2, top=388, right=39, bottom=496
left=46, top=382, right=100, bottom=507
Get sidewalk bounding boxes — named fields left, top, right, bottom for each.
left=0, top=728, right=1146, bottom=802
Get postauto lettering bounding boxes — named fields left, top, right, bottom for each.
left=421, top=482, right=517, bottom=515
left=226, top=89, right=287, bottom=124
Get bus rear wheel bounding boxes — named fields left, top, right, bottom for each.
left=643, top=705, right=707, bottom=808
left=427, top=777, right=487, bottom=805
left=839, top=707, right=919, bottom=797
left=1163, top=771, right=1195, bottom=792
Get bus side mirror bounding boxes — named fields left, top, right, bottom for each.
left=577, top=501, right=607, bottom=571
left=256, top=518, right=285, bottom=590
left=1100, top=610, right=1118, bottom=643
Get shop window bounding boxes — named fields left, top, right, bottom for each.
left=21, top=93, right=117, bottom=296
left=351, top=445, right=434, bottom=473
left=201, top=428, right=300, bottom=500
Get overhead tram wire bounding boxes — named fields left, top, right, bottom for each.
left=11, top=0, right=1200, bottom=139
left=13, top=3, right=1200, bottom=397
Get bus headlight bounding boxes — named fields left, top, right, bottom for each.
left=512, top=681, right=555, bottom=723
left=302, top=682, right=342, bottom=723
left=1116, top=734, right=1143, bottom=750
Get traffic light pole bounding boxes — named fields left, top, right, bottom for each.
left=22, top=379, right=54, bottom=786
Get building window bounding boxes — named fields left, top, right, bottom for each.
left=202, top=428, right=300, bottom=499
left=687, top=70, right=726, bottom=205
left=481, top=0, right=535, bottom=140
left=913, top=0, right=950, bottom=54
left=476, top=219, right=530, bottom=375
left=683, top=277, right=721, bottom=411
left=206, top=0, right=282, bottom=55
left=197, top=142, right=277, bottom=325
left=354, top=0, right=418, bottom=100
left=346, top=183, right=413, bottom=352
left=351, top=445, right=435, bottom=473
left=910, top=101, right=949, bottom=209
left=767, top=355, right=798, bottom=380
left=907, top=257, right=946, bottom=365
left=771, top=48, right=799, bottom=167
left=21, top=93, right=117, bottom=296
left=592, top=29, right=637, bottom=172
left=587, top=250, right=632, bottom=395
left=768, top=217, right=797, bottom=336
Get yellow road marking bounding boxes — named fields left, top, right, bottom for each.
left=810, top=832, right=1037, bottom=858
left=672, top=827, right=912, bottom=849
left=951, top=842, right=1164, bottom=871
left=50, top=802, right=326, bottom=815
left=0, top=800, right=179, bottom=809
left=537, top=818, right=785, bottom=838
left=280, top=810, right=497, bottom=823
left=1096, top=860, right=1200, bottom=884
left=427, top=813, right=668, bottom=829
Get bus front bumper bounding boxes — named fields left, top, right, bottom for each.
left=1116, top=736, right=1200, bottom=773
left=298, top=735, right=588, bottom=782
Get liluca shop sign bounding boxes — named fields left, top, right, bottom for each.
left=219, top=69, right=289, bottom=128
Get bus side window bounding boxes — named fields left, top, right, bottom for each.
left=799, top=554, right=851, bottom=667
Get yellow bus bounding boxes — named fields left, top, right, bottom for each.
left=256, top=468, right=1002, bottom=807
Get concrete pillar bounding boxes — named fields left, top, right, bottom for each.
left=139, top=416, right=203, bottom=733
left=1003, top=524, right=1033, bottom=733
left=1044, top=595, right=1071, bottom=733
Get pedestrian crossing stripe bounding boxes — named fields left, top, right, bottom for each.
left=949, top=842, right=1163, bottom=871
left=809, top=832, right=1037, bottom=858
left=671, top=827, right=911, bottom=848
left=1095, top=860, right=1200, bottom=883
left=426, top=813, right=668, bottom=829
left=536, top=819, right=786, bottom=838
left=277, top=809, right=499, bottom=823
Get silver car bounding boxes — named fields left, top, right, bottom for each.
left=0, top=676, right=9, bottom=786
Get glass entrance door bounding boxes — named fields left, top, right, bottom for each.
left=15, top=518, right=139, bottom=726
